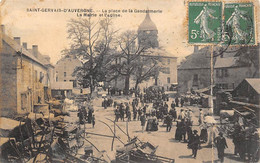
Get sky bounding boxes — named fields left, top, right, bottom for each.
left=0, top=0, right=259, bottom=64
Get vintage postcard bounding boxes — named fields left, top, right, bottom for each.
left=0, top=0, right=259, bottom=162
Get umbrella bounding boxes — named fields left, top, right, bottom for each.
left=204, top=116, right=217, bottom=124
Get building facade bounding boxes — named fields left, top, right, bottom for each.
left=53, top=55, right=82, bottom=97
left=54, top=55, right=82, bottom=87
left=177, top=47, right=211, bottom=94
left=214, top=45, right=260, bottom=91
left=0, top=25, right=53, bottom=117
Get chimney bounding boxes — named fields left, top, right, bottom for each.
left=22, top=42, right=27, bottom=50
left=32, top=45, right=38, bottom=58
left=194, top=46, right=199, bottom=52
left=14, top=37, right=21, bottom=45
left=1, top=25, right=5, bottom=34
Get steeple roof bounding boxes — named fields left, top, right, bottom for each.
left=138, top=12, right=158, bottom=31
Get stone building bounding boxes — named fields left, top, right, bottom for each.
left=177, top=46, right=211, bottom=94
left=0, top=25, right=54, bottom=117
left=214, top=45, right=260, bottom=91
left=53, top=55, right=82, bottom=98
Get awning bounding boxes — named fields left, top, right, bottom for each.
left=0, top=118, right=25, bottom=137
left=51, top=82, right=73, bottom=90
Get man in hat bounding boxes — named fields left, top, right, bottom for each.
left=214, top=132, right=228, bottom=162
left=189, top=130, right=200, bottom=158
left=165, top=113, right=173, bottom=132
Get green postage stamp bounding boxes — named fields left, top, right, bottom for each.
left=224, top=3, right=255, bottom=45
left=188, top=1, right=256, bottom=45
left=188, top=2, right=222, bottom=44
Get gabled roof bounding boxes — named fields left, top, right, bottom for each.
left=56, top=55, right=82, bottom=65
left=178, top=47, right=211, bottom=70
left=142, top=48, right=177, bottom=58
left=214, top=57, right=239, bottom=68
left=27, top=49, right=53, bottom=66
left=2, top=34, right=47, bottom=67
left=138, top=12, right=157, bottom=31
left=245, top=78, right=260, bottom=94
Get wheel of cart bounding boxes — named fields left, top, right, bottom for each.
left=67, top=127, right=85, bottom=148
left=56, top=126, right=85, bottom=156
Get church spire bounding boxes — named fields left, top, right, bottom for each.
left=138, top=11, right=158, bottom=31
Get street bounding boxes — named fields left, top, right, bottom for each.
left=68, top=96, right=243, bottom=163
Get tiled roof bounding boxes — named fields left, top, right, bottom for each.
left=178, top=47, right=211, bottom=70
left=245, top=78, right=260, bottom=94
left=214, top=57, right=239, bottom=68
left=27, top=49, right=52, bottom=66
left=143, top=48, right=177, bottom=58
left=2, top=34, right=47, bottom=67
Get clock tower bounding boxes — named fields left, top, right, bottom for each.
left=138, top=12, right=159, bottom=48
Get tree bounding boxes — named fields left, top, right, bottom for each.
left=108, top=30, right=162, bottom=95
left=109, top=30, right=146, bottom=95
left=64, top=17, right=116, bottom=96
left=132, top=53, right=161, bottom=96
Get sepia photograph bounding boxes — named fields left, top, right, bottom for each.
left=0, top=0, right=259, bottom=162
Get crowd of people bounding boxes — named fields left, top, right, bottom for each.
left=77, top=101, right=95, bottom=128
left=231, top=122, right=259, bottom=162
left=79, top=86, right=259, bottom=162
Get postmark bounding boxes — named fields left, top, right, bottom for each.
left=188, top=1, right=222, bottom=44
left=223, top=2, right=256, bottom=45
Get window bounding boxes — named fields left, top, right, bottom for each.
left=167, top=58, right=171, bottom=65
left=161, top=67, right=170, bottom=74
left=64, top=80, right=66, bottom=82
left=35, top=70, right=38, bottom=82
left=193, top=74, right=199, bottom=86
left=216, top=69, right=228, bottom=78
left=216, top=69, right=220, bottom=77
left=39, top=72, right=43, bottom=83
left=224, top=69, right=228, bottom=77
left=167, top=77, right=171, bottom=84
left=70, top=80, right=77, bottom=87
left=56, top=76, right=58, bottom=82
left=64, top=72, right=67, bottom=77
left=21, top=93, right=27, bottom=110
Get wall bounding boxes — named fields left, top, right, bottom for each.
left=16, top=53, right=48, bottom=115
left=177, top=68, right=211, bottom=94
left=157, top=57, right=177, bottom=87
left=0, top=41, right=18, bottom=117
left=55, top=56, right=82, bottom=84
left=214, top=65, right=255, bottom=90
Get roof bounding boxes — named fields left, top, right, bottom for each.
left=56, top=55, right=82, bottom=65
left=245, top=78, right=260, bottom=94
left=2, top=34, right=47, bottom=67
left=214, top=57, right=239, bottom=68
left=178, top=47, right=211, bottom=70
left=51, top=82, right=73, bottom=90
left=142, top=48, right=177, bottom=58
left=138, top=12, right=157, bottom=31
left=0, top=117, right=24, bottom=130
left=28, top=49, right=53, bottom=66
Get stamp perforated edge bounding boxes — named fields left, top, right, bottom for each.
left=184, top=0, right=259, bottom=47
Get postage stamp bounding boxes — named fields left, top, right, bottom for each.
left=188, top=1, right=222, bottom=44
left=224, top=2, right=256, bottom=45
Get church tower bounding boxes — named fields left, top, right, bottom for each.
left=138, top=12, right=159, bottom=48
